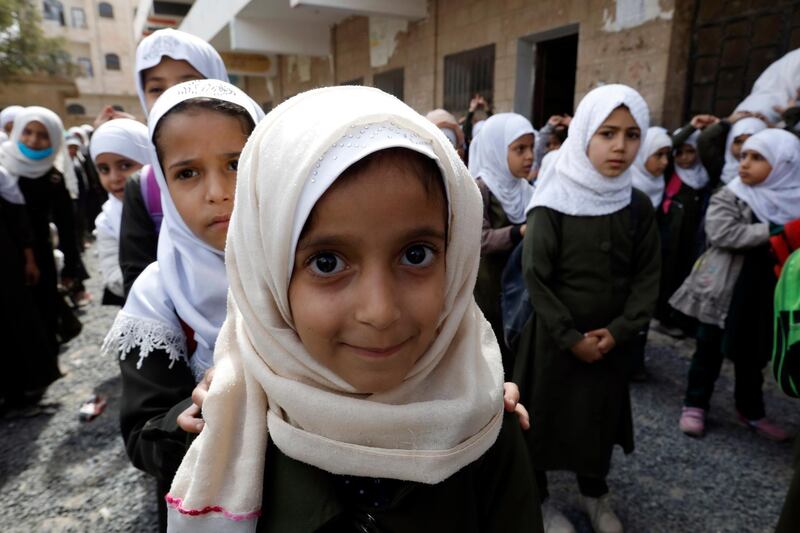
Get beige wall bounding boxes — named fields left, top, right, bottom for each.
left=0, top=76, right=79, bottom=122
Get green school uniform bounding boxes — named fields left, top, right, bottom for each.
left=258, top=412, right=544, bottom=532
left=515, top=190, right=660, bottom=478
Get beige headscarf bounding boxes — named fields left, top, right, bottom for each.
left=166, top=86, right=504, bottom=531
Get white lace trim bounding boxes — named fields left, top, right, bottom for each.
left=102, top=312, right=188, bottom=369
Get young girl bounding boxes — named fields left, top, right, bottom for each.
left=165, top=86, right=543, bottom=532
left=90, top=118, right=150, bottom=306
left=655, top=118, right=713, bottom=337
left=472, top=113, right=535, bottom=369
left=102, top=80, right=263, bottom=531
left=697, top=113, right=768, bottom=185
left=671, top=128, right=799, bottom=441
left=522, top=84, right=660, bottom=533
left=120, top=27, right=230, bottom=296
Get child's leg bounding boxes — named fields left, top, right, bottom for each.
left=576, top=475, right=609, bottom=498
left=732, top=354, right=765, bottom=420
left=683, top=323, right=724, bottom=409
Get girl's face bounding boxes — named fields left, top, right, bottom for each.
left=587, top=106, right=641, bottom=177
left=19, top=121, right=51, bottom=150
left=739, top=149, right=772, bottom=186
left=545, top=135, right=562, bottom=153
left=142, top=57, right=204, bottom=112
left=675, top=144, right=697, bottom=169
left=289, top=158, right=448, bottom=394
left=507, top=133, right=534, bottom=178
left=95, top=153, right=143, bottom=200
left=158, top=108, right=248, bottom=251
left=644, top=147, right=670, bottom=177
left=730, top=134, right=750, bottom=160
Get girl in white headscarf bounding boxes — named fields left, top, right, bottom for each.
left=671, top=128, right=800, bottom=442
left=630, top=126, right=671, bottom=208
left=522, top=84, right=659, bottom=533
left=164, top=85, right=542, bottom=533
left=90, top=118, right=150, bottom=306
left=1, top=105, right=22, bottom=135
left=119, top=28, right=231, bottom=299
left=101, top=80, right=263, bottom=532
left=472, top=113, right=535, bottom=370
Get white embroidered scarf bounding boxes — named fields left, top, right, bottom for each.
left=166, top=86, right=505, bottom=532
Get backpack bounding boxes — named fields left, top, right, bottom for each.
left=772, top=248, right=800, bottom=398
left=500, top=190, right=642, bottom=350
left=769, top=219, right=800, bottom=278
left=139, top=164, right=163, bottom=232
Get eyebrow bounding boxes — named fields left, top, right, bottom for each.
left=597, top=125, right=641, bottom=131
left=297, top=225, right=447, bottom=251
left=167, top=152, right=241, bottom=170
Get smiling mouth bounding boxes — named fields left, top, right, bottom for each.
left=342, top=339, right=409, bottom=358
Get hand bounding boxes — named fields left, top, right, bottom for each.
left=727, top=110, right=753, bottom=123
left=520, top=224, right=527, bottom=237
left=24, top=258, right=40, bottom=286
left=773, top=88, right=800, bottom=117
left=560, top=114, right=572, bottom=127
left=93, top=105, right=136, bottom=128
left=503, top=382, right=530, bottom=430
left=176, top=366, right=215, bottom=434
left=571, top=335, right=603, bottom=363
left=469, top=95, right=484, bottom=112
left=586, top=328, right=616, bottom=355
left=547, top=115, right=562, bottom=127
left=690, top=114, right=719, bottom=129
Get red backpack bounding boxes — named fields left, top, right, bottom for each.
left=770, top=219, right=800, bottom=277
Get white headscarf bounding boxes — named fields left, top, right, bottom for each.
left=467, top=120, right=486, bottom=178
left=0, top=131, right=7, bottom=144
left=474, top=113, right=535, bottom=223
left=166, top=86, right=504, bottom=531
left=735, top=92, right=784, bottom=125
left=528, top=84, right=650, bottom=216
left=752, top=48, right=800, bottom=105
left=102, top=80, right=264, bottom=381
left=135, top=28, right=229, bottom=116
left=0, top=105, right=23, bottom=131
left=67, top=126, right=89, bottom=148
left=91, top=119, right=150, bottom=240
left=674, top=130, right=710, bottom=190
left=720, top=117, right=768, bottom=185
left=631, top=126, right=671, bottom=208
left=727, top=129, right=800, bottom=225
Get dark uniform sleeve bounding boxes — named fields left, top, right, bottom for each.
left=118, top=349, right=196, bottom=482
left=51, top=172, right=88, bottom=280
left=120, top=177, right=158, bottom=296
left=477, top=179, right=521, bottom=254
left=4, top=201, right=34, bottom=248
left=477, top=412, right=543, bottom=532
left=697, top=120, right=730, bottom=186
left=524, top=207, right=584, bottom=351
left=671, top=122, right=696, bottom=148
left=607, top=193, right=661, bottom=345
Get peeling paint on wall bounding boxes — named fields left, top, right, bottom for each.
left=602, top=0, right=673, bottom=32
left=369, top=17, right=408, bottom=68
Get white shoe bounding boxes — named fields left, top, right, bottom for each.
left=541, top=501, right=576, bottom=533
left=582, top=494, right=623, bottom=533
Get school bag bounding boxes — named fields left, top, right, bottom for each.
left=772, top=248, right=800, bottom=398
left=500, top=190, right=642, bottom=350
left=139, top=165, right=163, bottom=232
left=769, top=219, right=800, bottom=278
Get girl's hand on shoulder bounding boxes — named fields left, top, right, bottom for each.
left=520, top=224, right=527, bottom=237
left=177, top=366, right=215, bottom=434
left=586, top=328, right=616, bottom=355
left=727, top=111, right=753, bottom=124
left=503, top=382, right=531, bottom=430
left=571, top=335, right=603, bottom=363
left=690, top=114, right=719, bottom=129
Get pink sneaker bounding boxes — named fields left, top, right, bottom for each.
left=679, top=407, right=706, bottom=437
left=737, top=413, right=792, bottom=442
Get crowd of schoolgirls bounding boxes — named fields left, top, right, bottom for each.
left=3, top=26, right=800, bottom=533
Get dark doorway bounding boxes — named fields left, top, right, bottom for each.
left=531, top=34, right=578, bottom=128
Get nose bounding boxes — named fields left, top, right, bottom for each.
left=353, top=264, right=401, bottom=330
left=205, top=171, right=232, bottom=204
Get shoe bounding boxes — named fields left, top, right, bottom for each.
left=541, top=502, right=576, bottom=533
left=737, top=413, right=792, bottom=442
left=582, top=494, right=623, bottom=533
left=652, top=321, right=685, bottom=339
left=679, top=406, right=705, bottom=437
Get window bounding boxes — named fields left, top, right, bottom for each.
left=373, top=68, right=404, bottom=101
left=443, top=44, right=495, bottom=114
left=42, top=0, right=65, bottom=25
left=105, top=53, right=120, bottom=71
left=77, top=57, right=93, bottom=77
left=98, top=2, right=114, bottom=18
left=70, top=7, right=86, bottom=28
left=67, top=104, right=86, bottom=115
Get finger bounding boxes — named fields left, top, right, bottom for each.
left=176, top=404, right=204, bottom=433
left=192, top=385, right=208, bottom=408
left=503, top=382, right=520, bottom=411
left=515, top=403, right=531, bottom=430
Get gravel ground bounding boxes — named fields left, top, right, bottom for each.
left=1, top=245, right=798, bottom=532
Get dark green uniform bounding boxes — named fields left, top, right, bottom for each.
left=516, top=190, right=660, bottom=478
left=258, top=412, right=544, bottom=532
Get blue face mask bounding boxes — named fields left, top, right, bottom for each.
left=17, top=141, right=54, bottom=160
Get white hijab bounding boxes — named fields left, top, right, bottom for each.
left=727, top=129, right=800, bottom=225
left=631, top=126, right=671, bottom=207
left=735, top=92, right=784, bottom=125
left=752, top=49, right=800, bottom=106
left=102, top=81, right=264, bottom=381
left=91, top=118, right=150, bottom=240
left=474, top=113, right=535, bottom=223
left=720, top=117, right=768, bottom=185
left=135, top=28, right=230, bottom=116
left=674, top=130, right=710, bottom=190
left=529, top=84, right=650, bottom=216
left=0, top=105, right=22, bottom=131
left=467, top=119, right=486, bottom=178
left=0, top=107, right=64, bottom=204
left=166, top=86, right=504, bottom=532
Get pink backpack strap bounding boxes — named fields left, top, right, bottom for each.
left=661, top=172, right=683, bottom=215
left=139, top=165, right=163, bottom=232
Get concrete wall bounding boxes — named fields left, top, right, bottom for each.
left=0, top=76, right=79, bottom=123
